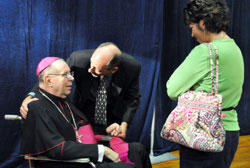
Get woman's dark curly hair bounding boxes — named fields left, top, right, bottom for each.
left=184, top=0, right=230, bottom=33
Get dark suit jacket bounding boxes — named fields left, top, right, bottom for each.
left=66, top=49, right=141, bottom=127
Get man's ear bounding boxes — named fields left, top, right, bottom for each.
left=44, top=75, right=52, bottom=87
left=111, top=67, right=119, bottom=74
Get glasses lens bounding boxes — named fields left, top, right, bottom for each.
left=71, top=71, right=74, bottom=77
left=66, top=72, right=73, bottom=79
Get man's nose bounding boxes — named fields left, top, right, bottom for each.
left=69, top=75, right=74, bottom=81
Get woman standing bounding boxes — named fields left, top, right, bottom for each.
left=166, top=0, right=244, bottom=167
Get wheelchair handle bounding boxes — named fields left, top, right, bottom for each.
left=4, top=115, right=22, bottom=120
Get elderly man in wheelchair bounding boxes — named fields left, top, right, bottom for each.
left=18, top=57, right=151, bottom=168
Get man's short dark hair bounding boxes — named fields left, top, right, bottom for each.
left=184, top=0, right=230, bottom=33
left=107, top=53, right=121, bottom=70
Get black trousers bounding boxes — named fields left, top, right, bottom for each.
left=179, top=131, right=240, bottom=168
left=98, top=142, right=152, bottom=168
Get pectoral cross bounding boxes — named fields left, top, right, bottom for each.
left=76, top=132, right=83, bottom=143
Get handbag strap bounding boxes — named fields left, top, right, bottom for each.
left=205, top=43, right=219, bottom=95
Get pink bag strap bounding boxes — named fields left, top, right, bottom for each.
left=205, top=43, right=219, bottom=95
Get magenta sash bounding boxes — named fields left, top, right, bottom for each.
left=77, top=125, right=133, bottom=165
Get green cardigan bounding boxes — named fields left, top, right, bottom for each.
left=166, top=39, right=244, bottom=131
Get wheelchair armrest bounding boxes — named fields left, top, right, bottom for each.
left=4, top=114, right=22, bottom=120
left=25, top=155, right=96, bottom=168
left=24, top=155, right=90, bottom=163
left=100, top=135, right=112, bottom=141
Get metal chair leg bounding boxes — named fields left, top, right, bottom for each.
left=28, top=159, right=34, bottom=168
left=88, top=162, right=96, bottom=168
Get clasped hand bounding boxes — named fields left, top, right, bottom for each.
left=106, top=122, right=127, bottom=139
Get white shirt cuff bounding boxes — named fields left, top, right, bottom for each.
left=97, top=145, right=104, bottom=162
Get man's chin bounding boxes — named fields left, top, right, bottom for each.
left=65, top=89, right=72, bottom=95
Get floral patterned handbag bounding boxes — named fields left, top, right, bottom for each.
left=161, top=43, right=225, bottom=152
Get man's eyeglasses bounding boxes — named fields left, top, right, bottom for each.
left=48, top=72, right=74, bottom=79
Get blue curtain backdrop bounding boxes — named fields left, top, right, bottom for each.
left=0, top=0, right=249, bottom=167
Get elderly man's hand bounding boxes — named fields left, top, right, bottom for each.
left=104, top=146, right=120, bottom=162
left=20, top=96, right=39, bottom=119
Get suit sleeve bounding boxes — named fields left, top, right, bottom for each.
left=121, top=62, right=141, bottom=124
